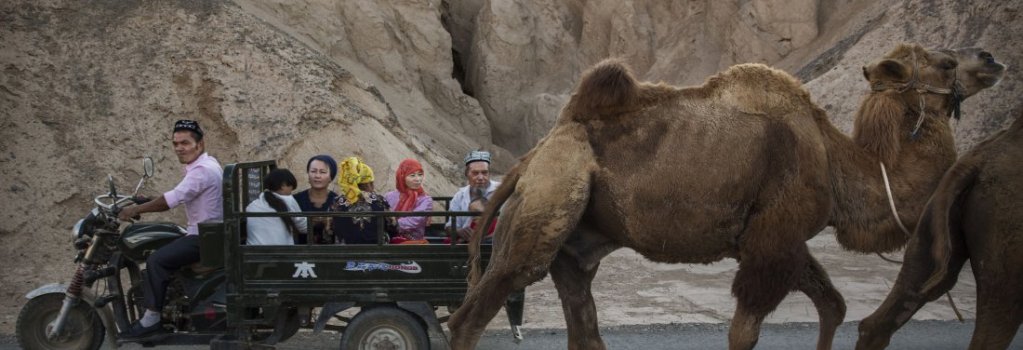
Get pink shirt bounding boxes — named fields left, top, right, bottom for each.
left=383, top=190, right=432, bottom=240
left=163, top=153, right=223, bottom=236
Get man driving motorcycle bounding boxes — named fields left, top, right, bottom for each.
left=116, top=119, right=223, bottom=339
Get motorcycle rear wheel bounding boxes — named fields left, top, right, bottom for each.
left=340, top=306, right=428, bottom=350
left=16, top=293, right=105, bottom=350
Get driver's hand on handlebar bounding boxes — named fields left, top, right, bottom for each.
left=131, top=195, right=152, bottom=205
left=117, top=206, right=140, bottom=221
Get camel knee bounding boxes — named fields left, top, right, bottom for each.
left=826, top=299, right=847, bottom=324
left=798, top=265, right=846, bottom=326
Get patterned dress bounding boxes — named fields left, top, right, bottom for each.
left=328, top=192, right=393, bottom=244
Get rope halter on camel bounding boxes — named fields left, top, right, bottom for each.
left=879, top=160, right=965, bottom=322
left=869, top=50, right=967, bottom=323
left=868, top=49, right=964, bottom=139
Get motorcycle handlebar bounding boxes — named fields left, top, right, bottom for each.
left=131, top=195, right=152, bottom=205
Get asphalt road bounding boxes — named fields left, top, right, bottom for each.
left=4, top=320, right=1021, bottom=349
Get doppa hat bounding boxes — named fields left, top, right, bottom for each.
left=173, top=119, right=204, bottom=137
left=463, top=150, right=491, bottom=165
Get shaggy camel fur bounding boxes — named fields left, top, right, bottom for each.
left=858, top=109, right=1022, bottom=350
left=449, top=44, right=1005, bottom=350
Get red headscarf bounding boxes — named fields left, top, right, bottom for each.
left=395, top=158, right=427, bottom=212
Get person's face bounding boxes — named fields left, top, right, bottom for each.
left=172, top=131, right=203, bottom=164
left=275, top=184, right=295, bottom=196
left=357, top=182, right=374, bottom=192
left=307, top=160, right=331, bottom=190
left=466, top=161, right=490, bottom=188
left=404, top=170, right=424, bottom=190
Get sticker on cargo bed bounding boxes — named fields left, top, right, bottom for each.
left=292, top=262, right=318, bottom=278
left=344, top=261, right=422, bottom=274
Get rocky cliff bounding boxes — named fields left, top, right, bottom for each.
left=1, top=0, right=1019, bottom=332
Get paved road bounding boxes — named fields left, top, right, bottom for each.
left=4, top=320, right=1021, bottom=349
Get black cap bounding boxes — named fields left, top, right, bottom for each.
left=173, top=119, right=203, bottom=137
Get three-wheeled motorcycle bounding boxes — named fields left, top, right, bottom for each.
left=17, top=158, right=523, bottom=349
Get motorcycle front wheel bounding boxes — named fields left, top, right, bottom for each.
left=16, top=293, right=105, bottom=350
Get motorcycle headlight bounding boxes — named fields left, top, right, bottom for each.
left=71, top=219, right=86, bottom=240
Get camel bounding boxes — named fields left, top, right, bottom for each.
left=857, top=109, right=1023, bottom=350
left=448, top=44, right=1005, bottom=350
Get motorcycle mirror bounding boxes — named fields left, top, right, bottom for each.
left=107, top=174, right=117, bottom=198
left=143, top=156, right=154, bottom=178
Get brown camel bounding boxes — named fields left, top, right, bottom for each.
left=448, top=44, right=1005, bottom=350
left=858, top=108, right=1023, bottom=350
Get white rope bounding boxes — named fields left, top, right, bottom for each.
left=880, top=161, right=913, bottom=237
left=878, top=162, right=963, bottom=321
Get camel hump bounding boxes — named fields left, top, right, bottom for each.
left=711, top=63, right=814, bottom=114
left=570, top=58, right=639, bottom=117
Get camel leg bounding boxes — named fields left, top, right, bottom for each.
left=449, top=122, right=597, bottom=349
left=967, top=263, right=1023, bottom=350
left=856, top=241, right=968, bottom=350
left=549, top=228, right=618, bottom=350
left=793, top=254, right=846, bottom=350
left=729, top=239, right=812, bottom=350
left=448, top=264, right=530, bottom=350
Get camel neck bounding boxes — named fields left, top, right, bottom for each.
left=822, top=114, right=957, bottom=253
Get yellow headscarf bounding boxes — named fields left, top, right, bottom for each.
left=337, top=156, right=375, bottom=204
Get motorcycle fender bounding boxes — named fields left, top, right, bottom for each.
left=24, top=283, right=68, bottom=300
left=25, top=283, right=120, bottom=349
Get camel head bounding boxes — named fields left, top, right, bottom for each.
left=945, top=47, right=1007, bottom=97
left=861, top=44, right=1006, bottom=115
left=853, top=44, right=1004, bottom=166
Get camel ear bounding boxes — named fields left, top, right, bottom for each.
left=866, top=59, right=907, bottom=82
left=867, top=60, right=908, bottom=83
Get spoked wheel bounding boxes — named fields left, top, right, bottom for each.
left=340, top=306, right=428, bottom=350
left=16, top=293, right=105, bottom=350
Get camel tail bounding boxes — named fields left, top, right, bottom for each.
left=570, top=58, right=638, bottom=117
left=467, top=155, right=529, bottom=288
left=919, top=163, right=980, bottom=295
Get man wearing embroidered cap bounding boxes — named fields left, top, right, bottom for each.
left=116, top=119, right=223, bottom=339
left=447, top=150, right=501, bottom=241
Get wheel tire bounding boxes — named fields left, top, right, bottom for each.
left=340, top=306, right=429, bottom=350
left=16, top=293, right=105, bottom=350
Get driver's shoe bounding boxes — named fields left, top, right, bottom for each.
left=119, top=320, right=166, bottom=340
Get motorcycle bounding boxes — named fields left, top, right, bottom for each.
left=16, top=157, right=230, bottom=349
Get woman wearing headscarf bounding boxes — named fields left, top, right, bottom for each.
left=384, top=158, right=433, bottom=243
left=292, top=155, right=339, bottom=244
left=329, top=157, right=392, bottom=244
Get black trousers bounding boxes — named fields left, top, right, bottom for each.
left=143, top=234, right=200, bottom=310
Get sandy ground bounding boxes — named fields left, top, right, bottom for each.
left=0, top=230, right=975, bottom=336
